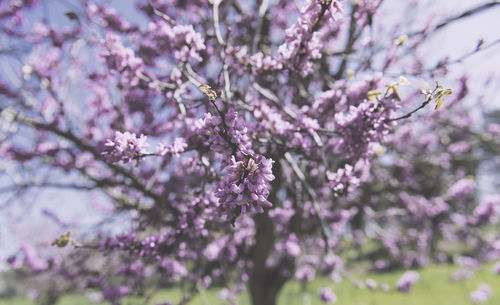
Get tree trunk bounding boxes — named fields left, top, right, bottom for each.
left=248, top=160, right=292, bottom=305
left=248, top=212, right=289, bottom=305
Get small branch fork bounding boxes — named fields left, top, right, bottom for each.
left=385, top=83, right=447, bottom=122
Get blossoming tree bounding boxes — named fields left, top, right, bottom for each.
left=1, top=0, right=499, bottom=305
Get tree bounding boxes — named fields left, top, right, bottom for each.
left=1, top=0, right=499, bottom=305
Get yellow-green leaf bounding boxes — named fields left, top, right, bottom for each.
left=367, top=90, right=382, bottom=101
left=435, top=97, right=445, bottom=110
left=393, top=35, right=408, bottom=46
left=51, top=232, right=72, bottom=248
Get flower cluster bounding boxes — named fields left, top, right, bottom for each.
left=493, top=261, right=500, bottom=274
left=399, top=192, right=449, bottom=219
left=275, top=0, right=324, bottom=77
left=101, top=33, right=144, bottom=86
left=236, top=0, right=343, bottom=76
left=103, top=131, right=149, bottom=163
left=447, top=177, right=476, bottom=198
left=469, top=284, right=492, bottom=304
left=327, top=163, right=361, bottom=195
left=472, top=195, right=500, bottom=226
left=190, top=109, right=253, bottom=159
left=145, top=22, right=205, bottom=62
left=157, top=138, right=188, bottom=157
left=396, top=270, right=420, bottom=293
left=86, top=3, right=137, bottom=33
left=103, top=285, right=130, bottom=305
left=20, top=244, right=48, bottom=272
left=215, top=154, right=275, bottom=213
left=319, top=287, right=337, bottom=304
left=333, top=100, right=395, bottom=159
left=160, top=258, right=187, bottom=280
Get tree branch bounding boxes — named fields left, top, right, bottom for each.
left=409, top=1, right=500, bottom=38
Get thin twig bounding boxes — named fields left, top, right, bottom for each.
left=184, top=64, right=204, bottom=87
left=0, top=182, right=96, bottom=193
left=211, top=0, right=233, bottom=103
left=385, top=85, right=442, bottom=122
left=334, top=2, right=360, bottom=79
left=252, top=83, right=323, bottom=147
left=211, top=0, right=226, bottom=46
left=148, top=0, right=177, bottom=25
left=429, top=37, right=500, bottom=71
left=408, top=1, right=500, bottom=38
left=252, top=82, right=297, bottom=119
left=284, top=152, right=332, bottom=253
left=251, top=0, right=269, bottom=53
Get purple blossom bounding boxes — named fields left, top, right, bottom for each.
left=157, top=138, right=187, bottom=157
left=295, top=265, right=316, bottom=283
left=333, top=100, right=396, bottom=159
left=285, top=234, right=301, bottom=257
left=27, top=289, right=39, bottom=300
left=365, top=278, right=377, bottom=290
left=101, top=33, right=144, bottom=85
left=447, top=177, right=476, bottom=198
left=448, top=141, right=471, bottom=154
left=396, top=270, right=420, bottom=293
left=216, top=154, right=275, bottom=214
left=321, top=253, right=343, bottom=275
left=160, top=258, right=187, bottom=280
left=87, top=3, right=136, bottom=33
left=473, top=195, right=500, bottom=225
left=374, top=259, right=390, bottom=271
left=203, top=236, right=230, bottom=261
left=146, top=21, right=205, bottom=62
left=399, top=192, right=449, bottom=219
left=274, top=0, right=342, bottom=77
left=450, top=269, right=473, bottom=281
left=493, top=261, right=500, bottom=274
left=455, top=256, right=479, bottom=269
left=103, top=285, right=130, bottom=305
left=20, top=244, right=48, bottom=272
left=103, top=131, right=149, bottom=163
left=218, top=287, right=238, bottom=304
left=87, top=292, right=104, bottom=303
left=470, top=284, right=492, bottom=304
left=327, top=163, right=360, bottom=195
left=319, top=287, right=337, bottom=304
left=190, top=109, right=253, bottom=158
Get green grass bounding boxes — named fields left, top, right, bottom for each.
left=1, top=264, right=499, bottom=305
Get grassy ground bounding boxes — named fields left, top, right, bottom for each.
left=1, top=263, right=499, bottom=305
